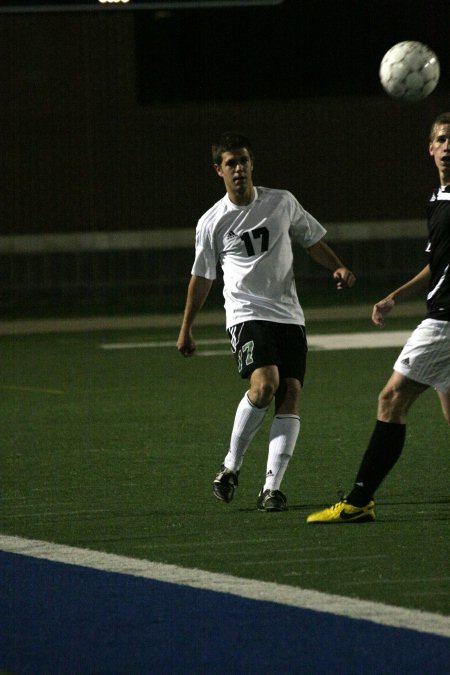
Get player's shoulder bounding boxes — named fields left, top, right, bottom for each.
left=257, top=187, right=302, bottom=216
left=256, top=186, right=294, bottom=199
left=256, top=186, right=299, bottom=206
left=197, top=195, right=229, bottom=230
left=429, top=186, right=450, bottom=202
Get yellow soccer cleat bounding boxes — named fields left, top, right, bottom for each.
left=306, top=499, right=375, bottom=524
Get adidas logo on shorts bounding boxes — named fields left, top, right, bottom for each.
left=401, top=357, right=410, bottom=367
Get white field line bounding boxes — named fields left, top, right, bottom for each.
left=0, top=302, right=424, bottom=336
left=1, top=534, right=449, bottom=639
left=101, top=337, right=230, bottom=349
left=100, top=331, right=411, bottom=352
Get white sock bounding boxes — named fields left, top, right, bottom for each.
left=264, top=414, right=301, bottom=491
left=224, top=394, right=268, bottom=472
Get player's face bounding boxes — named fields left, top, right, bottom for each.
left=429, top=124, right=450, bottom=182
left=214, top=148, right=254, bottom=204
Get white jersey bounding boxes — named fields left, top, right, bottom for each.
left=191, top=186, right=326, bottom=329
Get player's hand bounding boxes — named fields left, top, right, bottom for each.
left=333, top=267, right=356, bottom=290
left=372, top=298, right=395, bottom=327
left=177, top=331, right=196, bottom=357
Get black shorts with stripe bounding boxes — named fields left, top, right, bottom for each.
left=227, top=320, right=308, bottom=384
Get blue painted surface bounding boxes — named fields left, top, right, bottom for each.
left=1, top=551, right=449, bottom=674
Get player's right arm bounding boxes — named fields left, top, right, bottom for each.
left=177, top=275, right=213, bottom=357
left=372, top=264, right=430, bottom=327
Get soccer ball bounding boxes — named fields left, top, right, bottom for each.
left=379, top=41, right=440, bottom=101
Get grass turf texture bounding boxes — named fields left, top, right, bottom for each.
left=1, top=316, right=448, bottom=615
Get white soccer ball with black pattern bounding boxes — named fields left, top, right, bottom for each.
left=379, top=41, right=440, bottom=101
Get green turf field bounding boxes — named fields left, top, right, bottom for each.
left=1, top=313, right=449, bottom=616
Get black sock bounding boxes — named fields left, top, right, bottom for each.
left=346, top=420, right=406, bottom=506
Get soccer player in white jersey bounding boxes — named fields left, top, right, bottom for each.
left=177, top=132, right=355, bottom=511
left=307, top=112, right=450, bottom=523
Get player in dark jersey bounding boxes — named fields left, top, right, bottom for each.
left=307, top=112, right=450, bottom=524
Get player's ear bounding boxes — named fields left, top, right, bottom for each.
left=214, top=163, right=223, bottom=177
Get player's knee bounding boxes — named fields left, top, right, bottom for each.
left=250, top=380, right=277, bottom=408
left=378, top=384, right=399, bottom=408
left=274, top=378, right=301, bottom=414
left=282, top=379, right=301, bottom=403
left=378, top=384, right=407, bottom=418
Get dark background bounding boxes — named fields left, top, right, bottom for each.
left=136, top=0, right=448, bottom=101
left=0, top=0, right=448, bottom=315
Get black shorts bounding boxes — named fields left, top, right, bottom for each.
left=227, top=320, right=308, bottom=384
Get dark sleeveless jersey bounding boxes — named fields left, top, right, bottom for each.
left=425, top=185, right=450, bottom=322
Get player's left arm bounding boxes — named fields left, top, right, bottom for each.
left=305, top=239, right=356, bottom=289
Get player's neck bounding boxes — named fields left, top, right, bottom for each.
left=227, top=186, right=255, bottom=207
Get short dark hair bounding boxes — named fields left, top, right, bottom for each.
left=212, top=132, right=254, bottom=165
left=429, top=112, right=450, bottom=141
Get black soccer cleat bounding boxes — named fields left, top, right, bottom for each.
left=257, top=488, right=288, bottom=512
left=213, top=465, right=239, bottom=503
